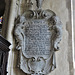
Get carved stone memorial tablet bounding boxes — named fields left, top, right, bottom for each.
left=14, top=0, right=62, bottom=75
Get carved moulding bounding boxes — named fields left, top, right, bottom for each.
left=14, top=0, right=62, bottom=75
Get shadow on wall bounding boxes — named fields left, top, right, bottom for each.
left=0, top=0, right=6, bottom=32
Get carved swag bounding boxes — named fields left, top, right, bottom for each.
left=14, top=0, right=62, bottom=75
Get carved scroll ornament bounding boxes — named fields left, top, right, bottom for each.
left=14, top=0, right=62, bottom=75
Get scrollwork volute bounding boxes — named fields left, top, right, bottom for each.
left=14, top=0, right=62, bottom=75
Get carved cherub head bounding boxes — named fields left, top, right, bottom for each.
left=36, top=0, right=43, bottom=9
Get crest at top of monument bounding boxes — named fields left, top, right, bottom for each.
left=14, top=0, right=62, bottom=75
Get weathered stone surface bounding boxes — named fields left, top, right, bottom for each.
left=14, top=1, right=62, bottom=74
left=73, top=0, right=75, bottom=69
left=2, top=0, right=73, bottom=75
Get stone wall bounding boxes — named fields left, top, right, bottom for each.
left=2, top=0, right=74, bottom=75
left=73, top=0, right=75, bottom=69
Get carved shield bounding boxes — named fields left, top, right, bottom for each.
left=14, top=8, right=62, bottom=75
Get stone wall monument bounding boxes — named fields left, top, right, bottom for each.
left=14, top=0, right=62, bottom=75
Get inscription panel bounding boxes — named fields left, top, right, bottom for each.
left=23, top=20, right=52, bottom=58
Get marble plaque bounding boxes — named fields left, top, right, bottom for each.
left=23, top=20, right=51, bottom=59
left=14, top=0, right=62, bottom=75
